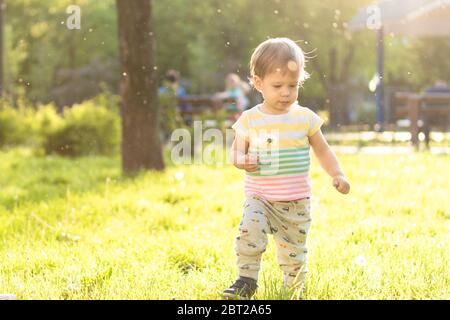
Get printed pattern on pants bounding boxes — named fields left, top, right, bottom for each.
left=235, top=194, right=312, bottom=288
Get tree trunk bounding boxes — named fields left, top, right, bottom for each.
left=0, top=0, right=4, bottom=97
left=116, top=0, right=164, bottom=174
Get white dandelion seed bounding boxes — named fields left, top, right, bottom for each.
left=287, top=60, right=298, bottom=72
left=175, top=171, right=184, bottom=181
left=354, top=255, right=367, bottom=267
left=136, top=199, right=150, bottom=208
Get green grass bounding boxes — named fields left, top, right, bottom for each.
left=0, top=147, right=449, bottom=299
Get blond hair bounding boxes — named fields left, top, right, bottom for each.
left=249, top=38, right=309, bottom=84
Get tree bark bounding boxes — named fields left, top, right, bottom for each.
left=116, top=0, right=164, bottom=174
left=0, top=0, right=4, bottom=97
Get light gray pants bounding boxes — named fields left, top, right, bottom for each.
left=235, top=194, right=312, bottom=288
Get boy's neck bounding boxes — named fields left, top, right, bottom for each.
left=259, top=102, right=292, bottom=115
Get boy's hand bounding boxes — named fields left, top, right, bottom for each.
left=332, top=175, right=350, bottom=194
left=236, top=154, right=259, bottom=172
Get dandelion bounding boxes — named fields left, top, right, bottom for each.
left=287, top=60, right=298, bottom=72
left=175, top=171, right=184, bottom=181
left=136, top=199, right=150, bottom=208
left=252, top=133, right=278, bottom=149
left=354, top=255, right=367, bottom=267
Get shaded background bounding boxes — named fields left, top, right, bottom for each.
left=2, top=0, right=450, bottom=126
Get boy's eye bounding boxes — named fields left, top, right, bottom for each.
left=273, top=85, right=281, bottom=88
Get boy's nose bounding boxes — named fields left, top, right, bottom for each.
left=281, top=88, right=290, bottom=96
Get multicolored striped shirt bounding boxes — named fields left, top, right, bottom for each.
left=232, top=103, right=324, bottom=201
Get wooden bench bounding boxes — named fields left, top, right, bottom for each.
left=176, top=95, right=238, bottom=119
left=393, top=92, right=450, bottom=147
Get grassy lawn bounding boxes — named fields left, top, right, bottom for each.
left=0, top=147, right=449, bottom=299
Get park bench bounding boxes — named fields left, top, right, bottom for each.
left=177, top=95, right=237, bottom=118
left=393, top=92, right=450, bottom=147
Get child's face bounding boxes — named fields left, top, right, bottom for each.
left=253, top=69, right=300, bottom=114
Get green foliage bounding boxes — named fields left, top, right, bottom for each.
left=4, top=0, right=119, bottom=102
left=90, top=83, right=121, bottom=114
left=44, top=100, right=120, bottom=157
left=0, top=102, right=28, bottom=147
left=355, top=100, right=376, bottom=125
left=0, top=97, right=60, bottom=147
left=27, top=103, right=64, bottom=146
left=3, top=0, right=450, bottom=123
left=0, top=93, right=120, bottom=157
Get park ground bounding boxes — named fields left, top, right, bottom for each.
left=0, top=147, right=449, bottom=299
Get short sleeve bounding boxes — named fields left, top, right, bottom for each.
left=231, top=111, right=250, bottom=141
left=307, top=108, right=324, bottom=137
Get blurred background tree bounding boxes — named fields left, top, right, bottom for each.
left=1, top=0, right=449, bottom=121
left=116, top=0, right=164, bottom=173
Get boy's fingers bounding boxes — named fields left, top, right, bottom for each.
left=247, top=155, right=259, bottom=164
left=338, top=183, right=350, bottom=194
left=344, top=184, right=350, bottom=193
left=245, top=163, right=259, bottom=172
left=333, top=178, right=340, bottom=187
left=334, top=181, right=348, bottom=194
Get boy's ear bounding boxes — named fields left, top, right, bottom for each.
left=252, top=76, right=263, bottom=92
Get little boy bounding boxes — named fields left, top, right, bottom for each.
left=223, top=38, right=350, bottom=300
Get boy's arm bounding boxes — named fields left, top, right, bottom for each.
left=230, top=134, right=258, bottom=172
left=309, top=129, right=350, bottom=194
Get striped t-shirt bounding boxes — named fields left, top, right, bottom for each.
left=231, top=103, right=324, bottom=201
